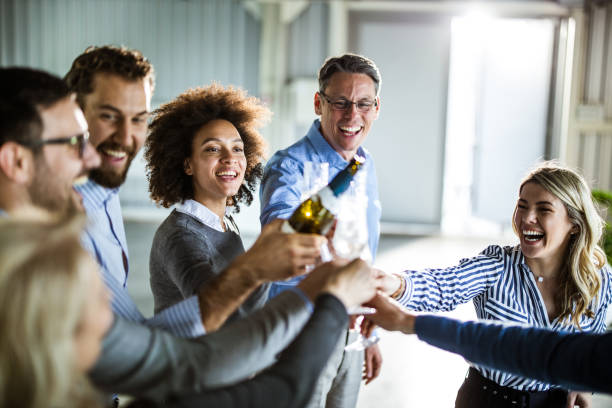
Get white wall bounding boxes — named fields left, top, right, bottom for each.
left=349, top=12, right=451, bottom=229
left=471, top=19, right=554, bottom=224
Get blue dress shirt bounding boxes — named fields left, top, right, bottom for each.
left=76, top=180, right=206, bottom=338
left=260, top=119, right=382, bottom=299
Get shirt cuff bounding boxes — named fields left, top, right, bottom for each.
left=395, top=273, right=413, bottom=306
left=149, top=296, right=206, bottom=338
left=284, top=286, right=314, bottom=314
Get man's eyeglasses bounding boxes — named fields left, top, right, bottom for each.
left=318, top=91, right=378, bottom=113
left=23, top=131, right=90, bottom=158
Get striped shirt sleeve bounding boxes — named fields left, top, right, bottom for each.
left=103, top=271, right=206, bottom=338
left=396, top=245, right=506, bottom=312
left=593, top=263, right=612, bottom=332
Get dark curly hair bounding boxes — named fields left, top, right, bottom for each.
left=145, top=83, right=270, bottom=212
left=64, top=45, right=155, bottom=108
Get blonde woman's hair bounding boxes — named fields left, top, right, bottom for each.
left=0, top=215, right=101, bottom=408
left=514, top=161, right=606, bottom=328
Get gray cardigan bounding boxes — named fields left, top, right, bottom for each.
left=150, top=210, right=269, bottom=320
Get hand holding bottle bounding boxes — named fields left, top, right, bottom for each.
left=236, top=219, right=327, bottom=282
left=282, top=156, right=364, bottom=236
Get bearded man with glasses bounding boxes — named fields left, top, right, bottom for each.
left=0, top=67, right=101, bottom=217
left=260, top=53, right=383, bottom=408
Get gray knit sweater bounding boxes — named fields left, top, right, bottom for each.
left=149, top=210, right=269, bottom=323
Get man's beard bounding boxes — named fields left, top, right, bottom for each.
left=28, top=156, right=80, bottom=216
left=89, top=142, right=136, bottom=188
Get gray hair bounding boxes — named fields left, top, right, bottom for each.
left=318, top=53, right=381, bottom=95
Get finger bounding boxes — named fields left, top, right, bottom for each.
left=289, top=243, right=326, bottom=261
left=360, top=319, right=370, bottom=337
left=291, top=233, right=327, bottom=247
left=366, top=292, right=386, bottom=308
left=373, top=353, right=382, bottom=379
left=362, top=319, right=376, bottom=338
left=364, top=355, right=373, bottom=381
left=365, top=362, right=374, bottom=385
left=288, top=264, right=310, bottom=278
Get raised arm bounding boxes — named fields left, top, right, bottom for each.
left=196, top=219, right=326, bottom=331
left=387, top=245, right=506, bottom=312
left=415, top=315, right=612, bottom=394
left=90, top=290, right=313, bottom=400
left=364, top=293, right=612, bottom=394
left=169, top=295, right=347, bottom=408
left=168, top=259, right=378, bottom=408
left=91, top=260, right=377, bottom=402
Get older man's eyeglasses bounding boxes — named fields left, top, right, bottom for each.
left=318, top=91, right=378, bottom=113
left=24, top=131, right=90, bottom=158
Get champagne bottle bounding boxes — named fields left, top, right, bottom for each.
left=282, top=155, right=365, bottom=236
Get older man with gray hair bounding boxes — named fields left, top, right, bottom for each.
left=260, top=53, right=384, bottom=408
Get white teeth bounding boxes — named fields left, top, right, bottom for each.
left=73, top=175, right=89, bottom=186
left=216, top=171, right=237, bottom=177
left=103, top=149, right=127, bottom=158
left=339, top=126, right=362, bottom=132
left=522, top=230, right=544, bottom=242
left=522, top=230, right=544, bottom=236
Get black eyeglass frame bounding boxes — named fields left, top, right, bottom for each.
left=21, top=131, right=90, bottom=158
left=318, top=91, right=378, bottom=112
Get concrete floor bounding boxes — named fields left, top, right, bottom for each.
left=124, top=221, right=612, bottom=408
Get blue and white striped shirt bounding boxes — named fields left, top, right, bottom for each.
left=396, top=244, right=612, bottom=391
left=76, top=180, right=206, bottom=338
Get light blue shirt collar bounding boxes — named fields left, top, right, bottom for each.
left=305, top=119, right=368, bottom=170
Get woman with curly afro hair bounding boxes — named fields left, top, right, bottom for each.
left=145, top=83, right=272, bottom=320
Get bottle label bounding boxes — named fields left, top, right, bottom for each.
left=317, top=188, right=339, bottom=214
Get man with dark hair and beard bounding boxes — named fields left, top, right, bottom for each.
left=65, top=45, right=154, bottom=289
left=0, top=67, right=100, bottom=218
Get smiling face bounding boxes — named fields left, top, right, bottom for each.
left=185, top=119, right=246, bottom=213
left=513, top=181, right=576, bottom=265
left=314, top=72, right=380, bottom=161
left=82, top=73, right=151, bottom=188
left=30, top=96, right=100, bottom=213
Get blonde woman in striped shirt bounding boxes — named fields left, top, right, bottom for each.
left=380, top=161, right=611, bottom=408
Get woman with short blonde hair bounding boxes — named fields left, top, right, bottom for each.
left=0, top=216, right=112, bottom=408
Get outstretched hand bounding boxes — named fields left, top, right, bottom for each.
left=372, top=268, right=402, bottom=296
left=363, top=344, right=382, bottom=385
left=322, top=259, right=378, bottom=309
left=363, top=293, right=415, bottom=335
left=297, top=259, right=377, bottom=308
